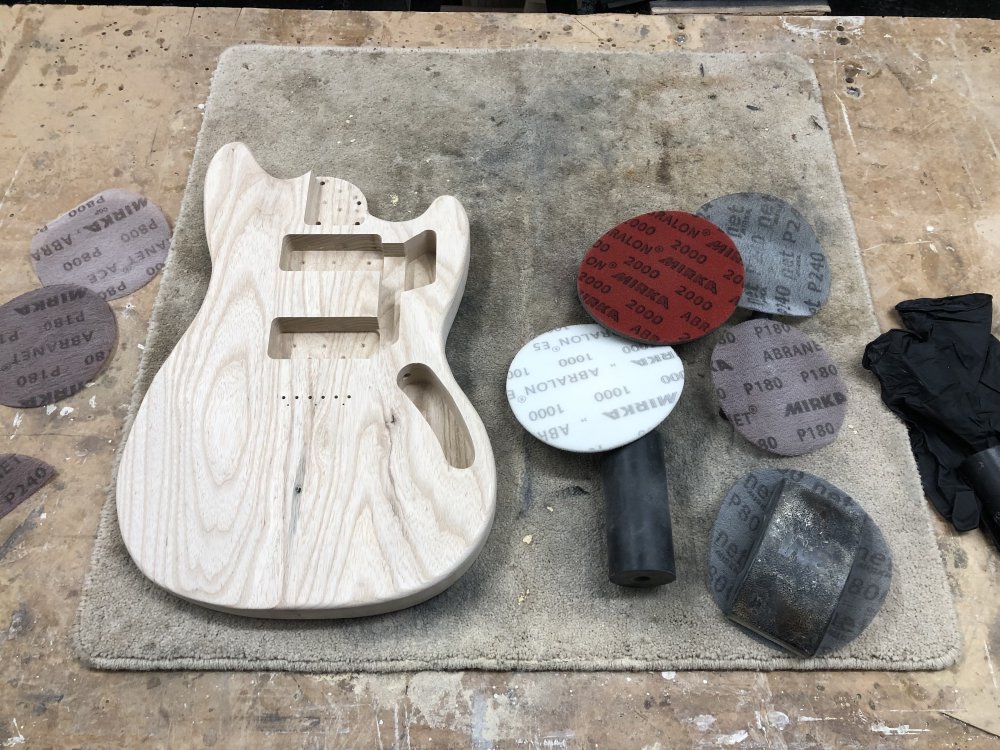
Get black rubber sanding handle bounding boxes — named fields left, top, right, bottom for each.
left=601, top=431, right=676, bottom=587
left=962, top=445, right=1000, bottom=549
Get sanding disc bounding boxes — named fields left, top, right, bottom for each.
left=0, top=454, right=56, bottom=521
left=577, top=211, right=745, bottom=345
left=0, top=284, right=117, bottom=408
left=708, top=469, right=892, bottom=656
left=711, top=319, right=847, bottom=456
left=506, top=323, right=684, bottom=452
left=696, top=193, right=830, bottom=316
left=31, top=189, right=171, bottom=300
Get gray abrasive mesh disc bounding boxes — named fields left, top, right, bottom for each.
left=0, top=453, right=56, bottom=521
left=711, top=319, right=847, bottom=456
left=696, top=193, right=830, bottom=316
left=0, top=284, right=117, bottom=408
left=30, top=189, right=171, bottom=301
left=506, top=323, right=684, bottom=453
left=708, top=468, right=892, bottom=657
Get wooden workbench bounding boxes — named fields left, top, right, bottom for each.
left=1, top=5, right=998, bottom=747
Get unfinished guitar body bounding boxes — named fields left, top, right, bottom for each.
left=117, top=143, right=496, bottom=618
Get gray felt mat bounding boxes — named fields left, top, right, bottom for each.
left=75, top=45, right=960, bottom=671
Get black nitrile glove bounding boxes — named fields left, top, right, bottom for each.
left=863, top=293, right=1000, bottom=549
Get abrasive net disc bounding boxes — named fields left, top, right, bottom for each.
left=708, top=469, right=892, bottom=656
left=711, top=319, right=847, bottom=456
left=696, top=193, right=830, bottom=316
left=31, top=189, right=171, bottom=301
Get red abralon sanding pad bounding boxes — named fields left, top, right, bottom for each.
left=577, top=211, right=745, bottom=344
left=696, top=193, right=831, bottom=317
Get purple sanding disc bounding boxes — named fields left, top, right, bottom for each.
left=30, top=189, right=171, bottom=300
left=696, top=193, right=830, bottom=317
left=0, top=284, right=117, bottom=408
left=0, top=453, right=56, bottom=520
left=711, top=319, right=847, bottom=456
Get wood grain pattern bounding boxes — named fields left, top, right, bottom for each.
left=3, top=8, right=1000, bottom=747
left=116, top=142, right=496, bottom=618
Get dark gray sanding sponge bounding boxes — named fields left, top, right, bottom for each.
left=697, top=193, right=830, bottom=316
left=708, top=468, right=892, bottom=657
left=711, top=319, right=847, bottom=456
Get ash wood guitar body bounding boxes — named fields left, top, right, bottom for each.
left=117, top=143, right=496, bottom=618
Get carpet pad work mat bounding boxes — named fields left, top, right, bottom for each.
left=76, top=46, right=959, bottom=671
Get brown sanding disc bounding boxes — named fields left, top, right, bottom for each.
left=30, top=189, right=171, bottom=300
left=0, top=454, right=56, bottom=521
left=711, top=319, right=847, bottom=456
left=578, top=211, right=745, bottom=344
left=0, top=284, right=117, bottom=408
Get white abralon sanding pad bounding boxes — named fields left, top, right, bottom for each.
left=506, top=323, right=684, bottom=453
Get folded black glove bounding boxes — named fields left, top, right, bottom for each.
left=863, top=293, right=1000, bottom=549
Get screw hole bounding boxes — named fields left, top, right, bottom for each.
left=320, top=180, right=326, bottom=186
left=347, top=395, right=352, bottom=399
left=836, top=24, right=844, bottom=30
left=845, top=76, right=854, bottom=84
left=295, top=395, right=299, bottom=399
left=281, top=395, right=286, bottom=399
left=354, top=221, right=361, bottom=225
